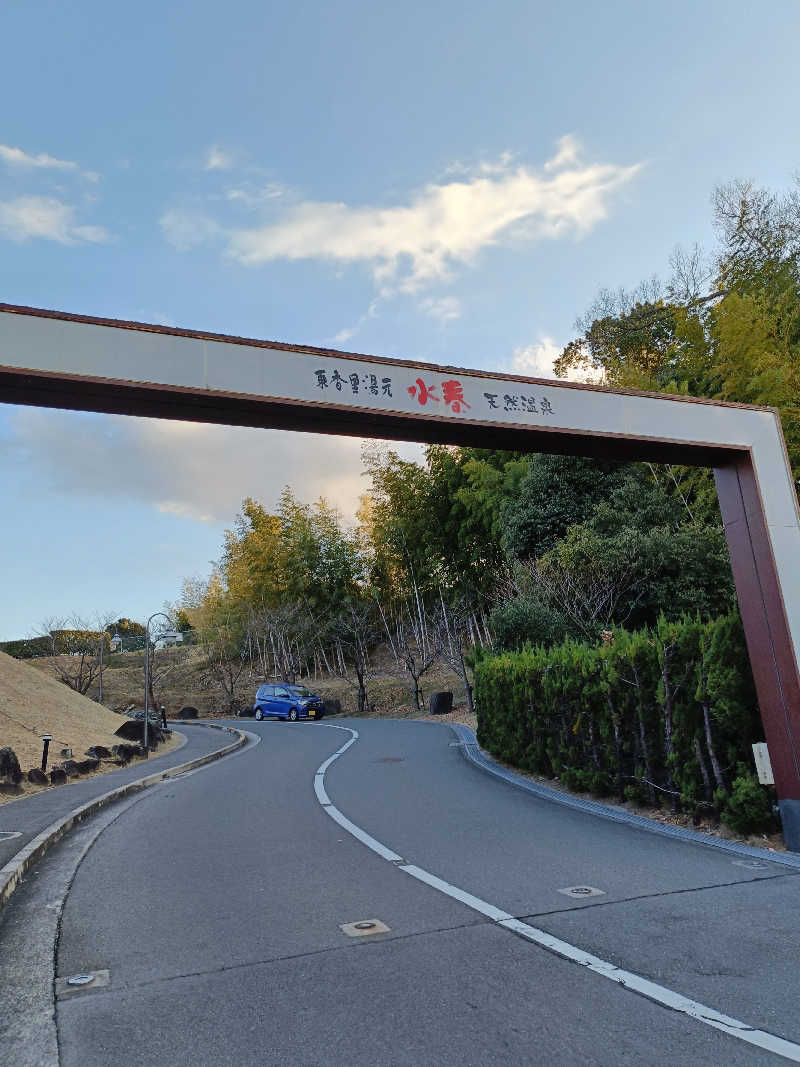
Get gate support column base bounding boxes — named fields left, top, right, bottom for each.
left=779, top=799, right=800, bottom=853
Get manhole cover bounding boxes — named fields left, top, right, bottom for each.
left=340, top=919, right=391, bottom=937
left=558, top=886, right=606, bottom=899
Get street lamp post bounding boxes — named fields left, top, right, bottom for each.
left=143, top=612, right=172, bottom=756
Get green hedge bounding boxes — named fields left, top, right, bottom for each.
left=0, top=636, right=52, bottom=659
left=474, top=613, right=777, bottom=834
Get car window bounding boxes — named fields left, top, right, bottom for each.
left=290, top=686, right=316, bottom=698
left=275, top=687, right=289, bottom=698
left=257, top=685, right=272, bottom=698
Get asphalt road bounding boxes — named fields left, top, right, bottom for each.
left=0, top=723, right=234, bottom=870
left=11, top=719, right=800, bottom=1065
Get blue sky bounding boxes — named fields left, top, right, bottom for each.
left=1, top=0, right=798, bottom=639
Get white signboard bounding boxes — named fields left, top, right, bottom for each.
left=752, top=742, right=775, bottom=786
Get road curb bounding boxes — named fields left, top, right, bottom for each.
left=449, top=723, right=800, bottom=870
left=0, top=723, right=247, bottom=916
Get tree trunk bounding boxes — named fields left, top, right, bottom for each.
left=694, top=736, right=713, bottom=803
left=660, top=645, right=678, bottom=808
left=702, top=702, right=727, bottom=793
left=608, top=694, right=624, bottom=800
left=632, top=667, right=657, bottom=806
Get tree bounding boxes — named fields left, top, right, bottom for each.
left=249, top=600, right=315, bottom=684
left=198, top=611, right=251, bottom=716
left=431, top=596, right=480, bottom=714
left=105, top=617, right=147, bottom=652
left=554, top=176, right=800, bottom=495
left=500, top=454, right=630, bottom=562
left=325, top=598, right=381, bottom=715
left=378, top=600, right=439, bottom=713
left=40, top=614, right=114, bottom=695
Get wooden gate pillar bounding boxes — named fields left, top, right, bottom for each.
left=715, top=460, right=800, bottom=848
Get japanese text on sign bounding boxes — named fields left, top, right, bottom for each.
left=313, top=368, right=555, bottom=419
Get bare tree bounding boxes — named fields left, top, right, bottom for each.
left=325, top=600, right=381, bottom=715
left=198, top=615, right=251, bottom=715
left=249, top=601, right=315, bottom=684
left=378, top=601, right=439, bottom=712
left=431, top=595, right=477, bottom=714
left=495, top=540, right=645, bottom=643
left=39, top=613, right=114, bottom=696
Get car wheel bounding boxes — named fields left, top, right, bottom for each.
left=255, top=708, right=264, bottom=721
left=288, top=707, right=298, bottom=722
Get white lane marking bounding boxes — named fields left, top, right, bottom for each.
left=314, top=725, right=800, bottom=1063
left=496, top=919, right=800, bottom=1061
left=399, top=865, right=512, bottom=922
left=325, top=804, right=403, bottom=862
left=313, top=774, right=330, bottom=806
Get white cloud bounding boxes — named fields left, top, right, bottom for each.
left=511, top=338, right=563, bottom=378
left=511, top=336, right=603, bottom=383
left=332, top=324, right=358, bottom=346
left=331, top=299, right=381, bottom=347
left=222, top=140, right=640, bottom=292
left=160, top=210, right=223, bottom=251
left=0, top=196, right=110, bottom=244
left=0, top=142, right=100, bottom=182
left=3, top=408, right=423, bottom=525
left=420, top=296, right=461, bottom=323
left=0, top=143, right=78, bottom=172
left=544, top=134, right=581, bottom=172
left=226, top=183, right=285, bottom=207
left=204, top=145, right=234, bottom=171
left=478, top=151, right=516, bottom=175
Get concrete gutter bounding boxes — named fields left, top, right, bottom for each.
left=0, top=722, right=246, bottom=915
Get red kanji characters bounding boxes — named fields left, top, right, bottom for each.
left=442, top=379, right=470, bottom=413
left=407, top=378, right=440, bottom=405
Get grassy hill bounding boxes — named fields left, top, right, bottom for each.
left=0, top=651, right=181, bottom=803
left=0, top=650, right=133, bottom=769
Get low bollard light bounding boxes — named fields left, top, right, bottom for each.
left=41, top=734, right=52, bottom=772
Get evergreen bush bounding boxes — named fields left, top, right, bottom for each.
left=474, top=613, right=775, bottom=836
left=722, top=770, right=776, bottom=836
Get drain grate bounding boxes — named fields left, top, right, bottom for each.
left=340, top=919, right=391, bottom=937
left=558, top=886, right=606, bottom=899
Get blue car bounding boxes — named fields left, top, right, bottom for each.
left=253, top=683, right=324, bottom=722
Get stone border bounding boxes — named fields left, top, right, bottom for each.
left=0, top=723, right=246, bottom=915
left=450, top=723, right=800, bottom=871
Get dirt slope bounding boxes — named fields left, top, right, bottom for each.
left=0, top=651, right=132, bottom=769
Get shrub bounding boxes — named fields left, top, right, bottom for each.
left=722, top=771, right=775, bottom=836
left=489, top=595, right=571, bottom=651
left=474, top=613, right=773, bottom=835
